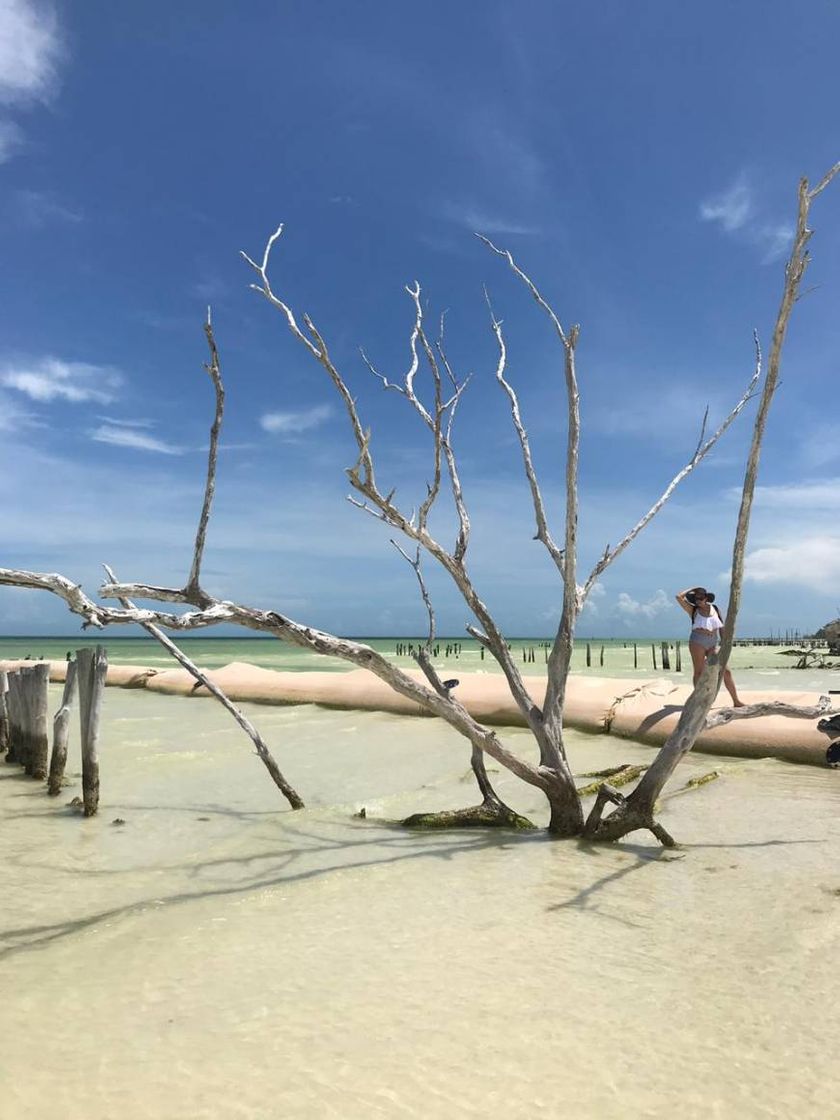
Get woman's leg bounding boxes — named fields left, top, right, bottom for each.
left=689, top=641, right=706, bottom=685
left=722, top=666, right=744, bottom=706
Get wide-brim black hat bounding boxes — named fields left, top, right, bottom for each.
left=687, top=587, right=715, bottom=605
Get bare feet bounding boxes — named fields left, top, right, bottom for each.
left=733, top=700, right=745, bottom=708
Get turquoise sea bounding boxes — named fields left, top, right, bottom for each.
left=1, top=633, right=837, bottom=692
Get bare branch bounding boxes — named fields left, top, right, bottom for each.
left=102, top=565, right=304, bottom=809
left=187, top=309, right=225, bottom=602
left=704, top=696, right=836, bottom=730
left=478, top=234, right=570, bottom=349
left=808, top=161, right=840, bottom=199
left=580, top=331, right=762, bottom=603
left=485, top=289, right=564, bottom=573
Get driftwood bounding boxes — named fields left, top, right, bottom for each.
left=5, top=671, right=21, bottom=764
left=48, top=660, right=78, bottom=796
left=77, top=647, right=107, bottom=817
left=26, top=663, right=51, bottom=780
left=0, top=669, right=8, bottom=755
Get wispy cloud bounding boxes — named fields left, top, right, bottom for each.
left=439, top=200, right=540, bottom=236
left=0, top=0, right=62, bottom=106
left=90, top=423, right=183, bottom=455
left=738, top=536, right=840, bottom=594
left=700, top=173, right=793, bottom=264
left=260, top=403, right=332, bottom=436
left=0, top=388, right=38, bottom=431
left=579, top=580, right=606, bottom=615
left=724, top=479, right=840, bottom=512
left=1, top=358, right=122, bottom=403
left=615, top=588, right=673, bottom=621
left=0, top=117, right=22, bottom=162
left=12, top=188, right=82, bottom=226
left=700, top=175, right=753, bottom=232
left=755, top=222, right=794, bottom=264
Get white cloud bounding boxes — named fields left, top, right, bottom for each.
left=700, top=176, right=752, bottom=232
left=261, top=403, right=332, bottom=435
left=726, top=479, right=840, bottom=512
left=580, top=580, right=606, bottom=615
left=0, top=388, right=38, bottom=431
left=741, top=536, right=840, bottom=594
left=756, top=222, right=793, bottom=264
left=439, top=200, right=540, bottom=236
left=0, top=0, right=62, bottom=106
left=700, top=174, right=795, bottom=267
left=0, top=117, right=22, bottom=162
left=13, top=188, right=82, bottom=226
left=90, top=424, right=183, bottom=455
left=615, top=588, right=673, bottom=621
left=1, top=357, right=122, bottom=403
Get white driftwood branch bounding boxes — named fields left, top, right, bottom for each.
left=704, top=696, right=837, bottom=730
left=486, top=293, right=564, bottom=573
left=1, top=562, right=546, bottom=792
left=187, top=310, right=225, bottom=601
left=580, top=332, right=762, bottom=603
left=103, top=564, right=304, bottom=809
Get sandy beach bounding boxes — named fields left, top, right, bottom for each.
left=2, top=685, right=840, bottom=1119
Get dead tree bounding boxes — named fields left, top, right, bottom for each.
left=0, top=164, right=837, bottom=842
left=585, top=163, right=840, bottom=843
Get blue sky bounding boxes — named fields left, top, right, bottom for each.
left=1, top=0, right=839, bottom=638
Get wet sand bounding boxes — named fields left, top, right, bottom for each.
left=2, top=686, right=840, bottom=1118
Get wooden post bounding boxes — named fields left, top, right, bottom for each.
left=26, top=663, right=51, bottom=780
left=586, top=642, right=591, bottom=667
left=6, top=671, right=22, bottom=764
left=599, top=645, right=604, bottom=667
left=19, top=666, right=36, bottom=774
left=48, top=660, right=78, bottom=797
left=651, top=643, right=658, bottom=671
left=633, top=643, right=638, bottom=669
left=675, top=641, right=682, bottom=672
left=77, top=646, right=107, bottom=817
left=661, top=642, right=671, bottom=671
left=0, top=669, right=8, bottom=756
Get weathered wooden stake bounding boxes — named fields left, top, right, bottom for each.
left=48, top=660, right=78, bottom=797
left=651, top=643, right=658, bottom=671
left=599, top=645, right=604, bottom=667
left=6, top=671, right=22, bottom=764
left=0, top=669, right=8, bottom=756
left=26, top=663, right=51, bottom=780
left=661, top=642, right=671, bottom=671
left=675, top=641, right=682, bottom=673
left=586, top=642, right=591, bottom=667
left=77, top=646, right=107, bottom=817
left=633, top=643, right=638, bottom=669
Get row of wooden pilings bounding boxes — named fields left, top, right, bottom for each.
left=585, top=641, right=683, bottom=672
left=0, top=647, right=108, bottom=817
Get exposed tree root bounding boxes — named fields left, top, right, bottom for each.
left=576, top=764, right=647, bottom=798
left=401, top=799, right=536, bottom=830
left=583, top=785, right=675, bottom=847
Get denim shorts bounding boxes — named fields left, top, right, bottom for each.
left=690, top=630, right=719, bottom=651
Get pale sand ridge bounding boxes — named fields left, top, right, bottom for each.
left=1, top=658, right=831, bottom=764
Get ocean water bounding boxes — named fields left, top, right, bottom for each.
left=2, top=634, right=838, bottom=694
left=2, top=687, right=840, bottom=1119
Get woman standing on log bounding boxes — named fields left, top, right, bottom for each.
left=676, top=586, right=744, bottom=707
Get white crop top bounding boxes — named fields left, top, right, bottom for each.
left=692, top=610, right=723, bottom=633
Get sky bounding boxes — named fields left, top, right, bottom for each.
left=1, top=0, right=839, bottom=639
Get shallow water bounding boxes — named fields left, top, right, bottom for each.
left=2, top=634, right=839, bottom=696
left=2, top=687, right=840, bottom=1118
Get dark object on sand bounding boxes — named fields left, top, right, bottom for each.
left=826, top=741, right=840, bottom=769
left=443, top=679, right=460, bottom=690
left=817, top=714, right=840, bottom=737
